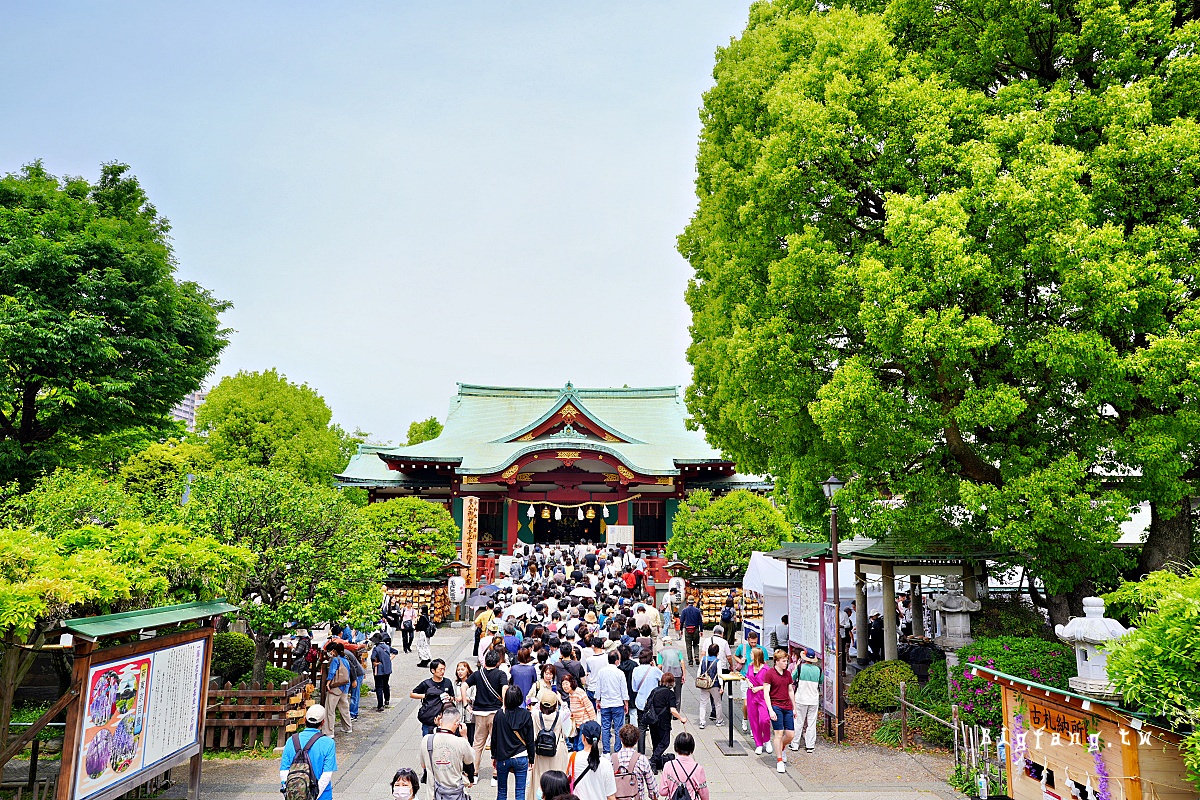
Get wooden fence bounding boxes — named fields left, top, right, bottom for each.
left=204, top=677, right=315, bottom=751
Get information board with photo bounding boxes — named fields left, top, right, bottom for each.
left=74, top=639, right=207, bottom=800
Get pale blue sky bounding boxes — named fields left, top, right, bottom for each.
left=1, top=3, right=753, bottom=444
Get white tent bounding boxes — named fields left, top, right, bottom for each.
left=742, top=551, right=788, bottom=643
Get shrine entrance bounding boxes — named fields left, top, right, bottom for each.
left=530, top=512, right=603, bottom=545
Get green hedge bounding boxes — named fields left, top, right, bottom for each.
left=847, top=660, right=917, bottom=712
left=212, top=632, right=255, bottom=683
left=971, top=596, right=1053, bottom=640
left=234, top=666, right=297, bottom=687
left=952, top=636, right=1075, bottom=729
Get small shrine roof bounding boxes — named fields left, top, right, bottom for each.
left=337, top=383, right=732, bottom=483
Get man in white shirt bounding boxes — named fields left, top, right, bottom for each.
left=583, top=633, right=610, bottom=688
left=591, top=650, right=630, bottom=753
left=699, top=626, right=733, bottom=721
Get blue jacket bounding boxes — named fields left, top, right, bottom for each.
left=679, top=605, right=703, bottom=629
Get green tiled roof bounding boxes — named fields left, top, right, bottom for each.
left=63, top=600, right=239, bottom=640
left=337, top=383, right=730, bottom=483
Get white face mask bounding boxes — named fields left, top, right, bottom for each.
left=393, top=785, right=413, bottom=800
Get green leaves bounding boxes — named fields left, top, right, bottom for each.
left=681, top=0, right=1200, bottom=607
left=196, top=369, right=346, bottom=485
left=0, top=162, right=229, bottom=486
left=360, top=496, right=457, bottom=582
left=1105, top=569, right=1200, bottom=786
left=669, top=490, right=794, bottom=576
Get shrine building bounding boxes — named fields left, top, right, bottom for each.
left=336, top=382, right=768, bottom=554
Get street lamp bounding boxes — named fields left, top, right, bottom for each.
left=821, top=475, right=845, bottom=742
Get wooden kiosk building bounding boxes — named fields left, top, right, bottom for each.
left=336, top=383, right=767, bottom=553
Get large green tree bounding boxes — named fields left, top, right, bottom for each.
left=669, top=490, right=794, bottom=576
left=196, top=369, right=346, bottom=485
left=406, top=417, right=443, bottom=446
left=184, top=468, right=383, bottom=685
left=0, top=471, right=252, bottom=746
left=0, top=162, right=229, bottom=485
left=679, top=0, right=1200, bottom=621
left=360, top=496, right=458, bottom=581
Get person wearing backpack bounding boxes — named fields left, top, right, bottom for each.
left=370, top=634, right=397, bottom=712
left=410, top=659, right=455, bottom=736
left=280, top=705, right=337, bottom=800
left=322, top=643, right=354, bottom=736
left=656, top=733, right=707, bottom=800
left=567, top=722, right=616, bottom=800
left=693, top=645, right=723, bottom=730
left=642, top=675, right=687, bottom=773
left=610, top=725, right=655, bottom=800
left=490, top=686, right=536, bottom=800
left=528, top=690, right=574, bottom=800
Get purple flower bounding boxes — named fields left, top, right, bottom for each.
left=1003, top=644, right=1010, bottom=650
left=1029, top=668, right=1041, bottom=679
left=963, top=669, right=972, bottom=678
left=964, top=702, right=974, bottom=711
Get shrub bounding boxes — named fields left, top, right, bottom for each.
left=971, top=596, right=1052, bottom=640
left=873, top=717, right=902, bottom=746
left=847, top=660, right=917, bottom=712
left=212, top=632, right=255, bottom=683
left=951, top=636, right=1075, bottom=729
left=234, top=666, right=297, bottom=687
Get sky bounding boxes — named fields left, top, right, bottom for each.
left=0, top=3, right=754, bottom=444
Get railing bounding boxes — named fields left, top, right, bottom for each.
left=895, top=682, right=1008, bottom=798
left=3, top=722, right=65, bottom=793
left=205, top=677, right=315, bottom=751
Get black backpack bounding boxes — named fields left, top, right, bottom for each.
left=534, top=710, right=560, bottom=757
left=721, top=606, right=734, bottom=624
left=667, top=761, right=699, bottom=800
left=418, top=689, right=447, bottom=727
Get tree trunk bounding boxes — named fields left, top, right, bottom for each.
left=0, top=635, right=44, bottom=749
left=1044, top=585, right=1088, bottom=628
left=251, top=632, right=273, bottom=688
left=1138, top=497, right=1192, bottom=576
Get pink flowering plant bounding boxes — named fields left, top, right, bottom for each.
left=951, top=636, right=1076, bottom=728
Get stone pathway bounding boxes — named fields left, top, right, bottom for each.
left=164, top=627, right=963, bottom=800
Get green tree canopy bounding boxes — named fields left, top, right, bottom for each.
left=669, top=490, right=793, bottom=576
left=196, top=369, right=345, bottom=485
left=360, top=496, right=458, bottom=581
left=1105, top=569, right=1200, bottom=787
left=184, top=468, right=383, bottom=684
left=406, top=417, right=443, bottom=446
left=0, top=161, right=229, bottom=485
left=120, top=438, right=214, bottom=514
left=679, top=0, right=1200, bottom=621
left=0, top=471, right=252, bottom=745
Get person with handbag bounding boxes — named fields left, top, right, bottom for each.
left=693, top=646, right=723, bottom=729
left=415, top=605, right=434, bottom=667
left=321, top=643, right=354, bottom=736
left=468, top=649, right=510, bottom=785
left=410, top=660, right=455, bottom=736
left=401, top=600, right=418, bottom=654
left=419, top=707, right=475, bottom=800
left=567, top=722, right=616, bottom=800
left=528, top=690, right=574, bottom=800
left=491, top=686, right=536, bottom=800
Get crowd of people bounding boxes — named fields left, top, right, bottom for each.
left=283, top=542, right=830, bottom=800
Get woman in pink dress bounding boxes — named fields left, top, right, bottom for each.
left=744, top=648, right=773, bottom=753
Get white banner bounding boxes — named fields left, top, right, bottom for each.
left=606, top=525, right=634, bottom=545
left=787, top=565, right=821, bottom=651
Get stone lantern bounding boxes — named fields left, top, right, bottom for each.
left=1054, top=596, right=1132, bottom=700
left=932, top=574, right=981, bottom=667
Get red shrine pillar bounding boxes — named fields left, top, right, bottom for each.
left=506, top=498, right=519, bottom=555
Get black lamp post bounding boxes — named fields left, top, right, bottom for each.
left=821, top=474, right=845, bottom=742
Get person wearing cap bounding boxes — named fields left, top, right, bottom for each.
left=732, top=630, right=765, bottom=734
left=793, top=648, right=822, bottom=754
left=529, top=689, right=575, bottom=798
left=280, top=705, right=337, bottom=800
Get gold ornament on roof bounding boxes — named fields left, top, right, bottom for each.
left=501, top=463, right=521, bottom=479
left=461, top=476, right=480, bottom=485
left=559, top=403, right=580, bottom=423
